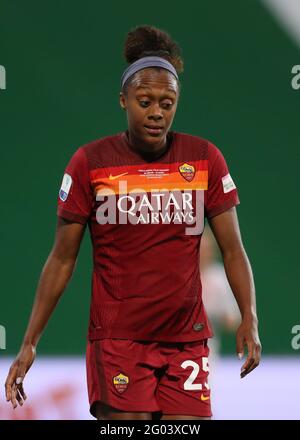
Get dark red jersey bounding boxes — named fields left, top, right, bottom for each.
left=57, top=130, right=240, bottom=342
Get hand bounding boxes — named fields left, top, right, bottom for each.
left=5, top=343, right=36, bottom=409
left=236, top=317, right=262, bottom=378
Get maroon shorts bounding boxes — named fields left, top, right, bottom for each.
left=86, top=338, right=212, bottom=418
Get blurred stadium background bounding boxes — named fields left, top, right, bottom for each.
left=0, top=0, right=299, bottom=419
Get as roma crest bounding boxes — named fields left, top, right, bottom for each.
left=113, top=373, right=129, bottom=394
left=179, top=163, right=195, bottom=182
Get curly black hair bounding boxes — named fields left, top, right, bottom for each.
left=122, top=25, right=184, bottom=94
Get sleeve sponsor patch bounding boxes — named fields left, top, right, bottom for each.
left=222, top=173, right=236, bottom=193
left=59, top=173, right=72, bottom=201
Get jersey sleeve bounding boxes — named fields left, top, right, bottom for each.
left=205, top=141, right=240, bottom=219
left=57, top=147, right=93, bottom=224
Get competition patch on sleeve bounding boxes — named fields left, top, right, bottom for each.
left=222, top=173, right=236, bottom=193
left=59, top=173, right=72, bottom=201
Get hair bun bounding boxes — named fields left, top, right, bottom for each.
left=123, top=25, right=184, bottom=73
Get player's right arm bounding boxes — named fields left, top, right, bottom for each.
left=4, top=216, right=86, bottom=409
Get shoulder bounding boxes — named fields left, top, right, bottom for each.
left=74, top=132, right=122, bottom=168
left=173, top=130, right=209, bottom=146
left=172, top=131, right=222, bottom=160
left=81, top=132, right=122, bottom=154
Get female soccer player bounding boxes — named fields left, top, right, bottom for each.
left=5, top=25, right=261, bottom=420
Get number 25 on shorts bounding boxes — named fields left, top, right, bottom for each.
left=181, top=357, right=210, bottom=391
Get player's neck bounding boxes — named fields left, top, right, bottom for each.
left=126, top=129, right=170, bottom=160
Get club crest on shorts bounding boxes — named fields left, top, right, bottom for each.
left=113, top=373, right=129, bottom=394
left=178, top=163, right=195, bottom=182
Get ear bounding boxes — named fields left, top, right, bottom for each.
left=119, top=92, right=127, bottom=111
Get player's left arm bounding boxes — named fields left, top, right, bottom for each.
left=208, top=206, right=262, bottom=378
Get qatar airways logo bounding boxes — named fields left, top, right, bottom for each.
left=95, top=180, right=205, bottom=235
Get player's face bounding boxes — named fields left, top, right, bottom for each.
left=119, top=68, right=179, bottom=151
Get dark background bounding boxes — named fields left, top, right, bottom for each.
left=0, top=0, right=299, bottom=354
